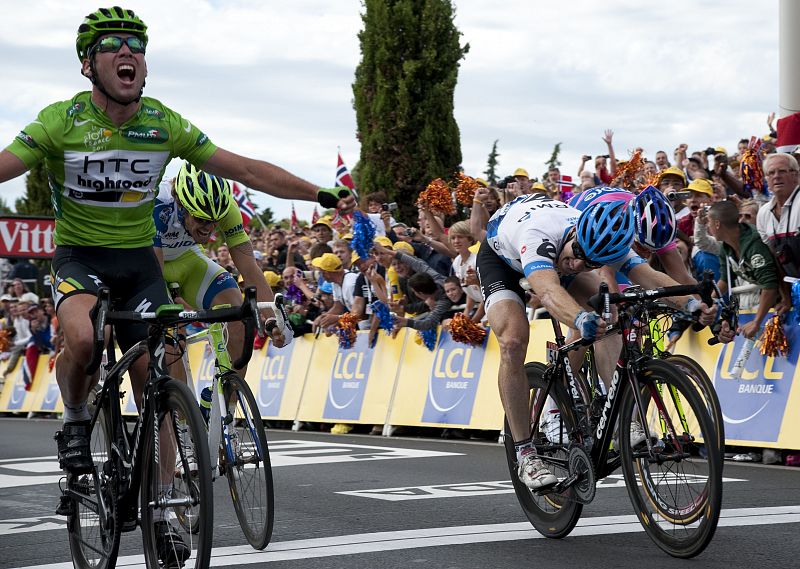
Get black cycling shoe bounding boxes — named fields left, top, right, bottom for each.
left=55, top=494, right=74, bottom=517
left=154, top=520, right=190, bottom=568
left=54, top=421, right=93, bottom=474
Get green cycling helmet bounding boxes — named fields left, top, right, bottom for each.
left=175, top=162, right=233, bottom=222
left=76, top=6, right=148, bottom=61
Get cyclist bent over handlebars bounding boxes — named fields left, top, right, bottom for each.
left=476, top=191, right=733, bottom=491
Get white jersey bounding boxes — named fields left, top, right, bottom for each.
left=153, top=182, right=204, bottom=261
left=485, top=193, right=640, bottom=276
left=486, top=194, right=580, bottom=275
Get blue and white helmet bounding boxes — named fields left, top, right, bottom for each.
left=634, top=185, right=677, bottom=250
left=575, top=200, right=636, bottom=266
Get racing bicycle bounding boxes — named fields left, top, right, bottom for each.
left=174, top=291, right=289, bottom=550
left=60, top=286, right=264, bottom=569
left=504, top=279, right=723, bottom=558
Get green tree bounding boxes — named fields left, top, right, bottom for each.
left=484, top=139, right=500, bottom=185
left=544, top=142, right=563, bottom=175
left=353, top=0, right=469, bottom=221
left=15, top=162, right=53, bottom=216
left=0, top=197, right=12, bottom=216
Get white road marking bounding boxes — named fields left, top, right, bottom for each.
left=7, top=505, right=800, bottom=569
left=338, top=474, right=747, bottom=501
left=0, top=441, right=460, bottom=489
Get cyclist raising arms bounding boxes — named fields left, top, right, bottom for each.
left=476, top=193, right=729, bottom=490
left=0, top=6, right=353, bottom=560
left=154, top=162, right=293, bottom=358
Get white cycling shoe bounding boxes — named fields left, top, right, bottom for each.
left=517, top=451, right=558, bottom=490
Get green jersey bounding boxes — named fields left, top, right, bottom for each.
left=5, top=91, right=217, bottom=248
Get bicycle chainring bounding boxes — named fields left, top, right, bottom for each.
left=568, top=445, right=596, bottom=504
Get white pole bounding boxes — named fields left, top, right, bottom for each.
left=779, top=0, right=800, bottom=117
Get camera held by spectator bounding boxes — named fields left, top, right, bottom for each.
left=382, top=202, right=399, bottom=212
left=496, top=175, right=517, bottom=189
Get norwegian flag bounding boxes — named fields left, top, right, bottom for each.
left=232, top=182, right=256, bottom=226
left=558, top=175, right=575, bottom=193
left=22, top=341, right=39, bottom=391
left=290, top=202, right=299, bottom=231
left=311, top=207, right=320, bottom=225
left=335, top=150, right=355, bottom=190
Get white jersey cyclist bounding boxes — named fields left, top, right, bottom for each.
left=485, top=192, right=643, bottom=278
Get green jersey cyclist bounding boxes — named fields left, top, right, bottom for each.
left=0, top=4, right=354, bottom=550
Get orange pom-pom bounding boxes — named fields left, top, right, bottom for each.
left=336, top=312, right=359, bottom=349
left=454, top=173, right=479, bottom=205
left=760, top=315, right=789, bottom=357
left=0, top=329, right=11, bottom=353
left=449, top=313, right=487, bottom=346
left=611, top=149, right=644, bottom=191
left=417, top=178, right=455, bottom=216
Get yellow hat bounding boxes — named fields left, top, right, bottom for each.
left=531, top=182, right=547, bottom=192
left=312, top=217, right=333, bottom=229
left=659, top=166, right=687, bottom=183
left=263, top=270, right=281, bottom=287
left=311, top=252, right=343, bottom=272
left=342, top=233, right=354, bottom=240
left=714, top=146, right=728, bottom=155
left=393, top=241, right=415, bottom=255
left=513, top=168, right=529, bottom=178
left=686, top=178, right=713, bottom=196
left=351, top=251, right=361, bottom=264
left=374, top=236, right=393, bottom=247
left=475, top=177, right=489, bottom=187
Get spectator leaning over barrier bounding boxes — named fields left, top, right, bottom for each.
left=311, top=252, right=360, bottom=332
left=678, top=178, right=721, bottom=281
left=447, top=221, right=485, bottom=323
left=391, top=270, right=452, bottom=335
left=756, top=153, right=800, bottom=280
left=372, top=243, right=442, bottom=317
left=707, top=200, right=781, bottom=336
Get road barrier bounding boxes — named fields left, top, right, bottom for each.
left=2, top=312, right=798, bottom=449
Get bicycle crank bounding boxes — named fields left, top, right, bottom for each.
left=567, top=446, right=596, bottom=504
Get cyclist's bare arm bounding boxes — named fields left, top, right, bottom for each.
left=528, top=269, right=585, bottom=328
left=230, top=240, right=275, bottom=316
left=656, top=247, right=696, bottom=285
left=628, top=263, right=716, bottom=323
left=0, top=150, right=29, bottom=183
left=202, top=148, right=355, bottom=214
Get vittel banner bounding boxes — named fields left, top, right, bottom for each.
left=421, top=329, right=488, bottom=425
left=0, top=217, right=56, bottom=258
left=323, top=333, right=375, bottom=421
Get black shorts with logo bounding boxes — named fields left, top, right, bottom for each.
left=51, top=246, right=170, bottom=351
left=475, top=240, right=526, bottom=310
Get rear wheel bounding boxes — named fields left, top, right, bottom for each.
left=222, top=372, right=275, bottom=550
left=140, top=379, right=213, bottom=569
left=503, top=362, right=583, bottom=538
left=67, top=386, right=120, bottom=569
left=619, top=360, right=721, bottom=558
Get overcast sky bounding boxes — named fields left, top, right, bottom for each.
left=0, top=0, right=779, bottom=222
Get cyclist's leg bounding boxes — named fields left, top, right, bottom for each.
left=477, top=242, right=556, bottom=490
left=51, top=247, right=108, bottom=473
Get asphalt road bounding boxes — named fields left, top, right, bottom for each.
left=1, top=417, right=799, bottom=569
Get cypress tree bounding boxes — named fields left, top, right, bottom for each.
left=484, top=139, right=499, bottom=185
left=353, top=0, right=469, bottom=221
left=15, top=162, right=54, bottom=216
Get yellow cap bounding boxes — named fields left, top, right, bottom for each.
left=374, top=236, right=393, bottom=247
left=312, top=217, right=333, bottom=229
left=311, top=252, right=343, bottom=272
left=393, top=241, right=415, bottom=255
left=513, top=168, right=529, bottom=178
left=263, top=270, right=281, bottom=287
left=714, top=146, right=727, bottom=155
left=531, top=182, right=546, bottom=192
left=686, top=178, right=713, bottom=196
left=351, top=251, right=361, bottom=264
left=659, top=166, right=687, bottom=183
left=475, top=177, right=489, bottom=187
left=342, top=233, right=354, bottom=240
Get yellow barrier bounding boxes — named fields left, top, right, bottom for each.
left=3, top=312, right=799, bottom=450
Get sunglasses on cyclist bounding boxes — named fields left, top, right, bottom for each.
left=571, top=239, right=603, bottom=270
left=92, top=35, right=146, bottom=55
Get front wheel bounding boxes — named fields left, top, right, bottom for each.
left=503, top=362, right=583, bottom=539
left=67, top=387, right=120, bottom=569
left=140, top=379, right=213, bottom=569
left=619, top=359, right=722, bottom=558
left=222, top=372, right=275, bottom=550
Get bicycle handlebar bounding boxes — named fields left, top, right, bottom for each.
left=587, top=272, right=714, bottom=314
left=84, top=287, right=280, bottom=375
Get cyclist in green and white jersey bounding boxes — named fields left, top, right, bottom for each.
left=154, top=162, right=292, bottom=360
left=0, top=6, right=353, bottom=485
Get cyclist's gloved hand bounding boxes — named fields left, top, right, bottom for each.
left=265, top=316, right=294, bottom=349
left=317, top=187, right=357, bottom=215
left=574, top=310, right=603, bottom=340
left=685, top=297, right=716, bottom=327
